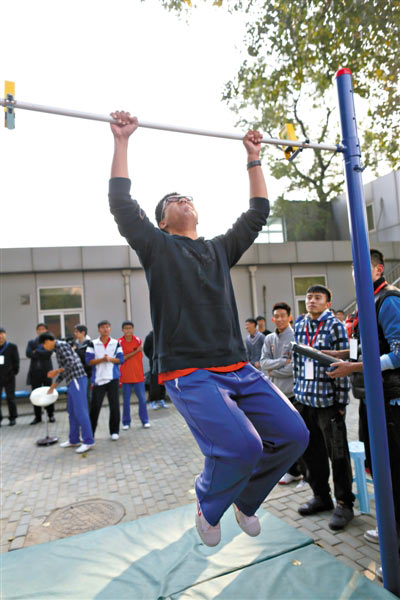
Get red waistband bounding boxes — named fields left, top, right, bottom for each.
left=158, top=362, right=248, bottom=384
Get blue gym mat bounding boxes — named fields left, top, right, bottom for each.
left=2, top=503, right=394, bottom=599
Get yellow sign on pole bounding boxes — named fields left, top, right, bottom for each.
left=279, top=123, right=297, bottom=160
left=4, top=81, right=15, bottom=101
left=4, top=81, right=15, bottom=129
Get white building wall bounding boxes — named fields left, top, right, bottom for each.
left=333, top=170, right=400, bottom=243
left=254, top=265, right=293, bottom=330
left=130, top=270, right=152, bottom=344
left=0, top=273, right=38, bottom=388
left=83, top=271, right=126, bottom=336
left=230, top=267, right=253, bottom=338
left=326, top=264, right=355, bottom=310
left=2, top=238, right=399, bottom=393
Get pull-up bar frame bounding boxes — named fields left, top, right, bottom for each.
left=336, top=67, right=400, bottom=596
left=0, top=97, right=342, bottom=153
left=3, top=77, right=399, bottom=595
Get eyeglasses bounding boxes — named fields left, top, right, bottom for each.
left=165, top=195, right=193, bottom=205
left=161, top=195, right=194, bottom=219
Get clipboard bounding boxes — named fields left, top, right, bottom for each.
left=290, top=342, right=343, bottom=366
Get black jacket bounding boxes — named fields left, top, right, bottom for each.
left=109, top=178, right=269, bottom=373
left=73, top=338, right=94, bottom=378
left=143, top=330, right=155, bottom=374
left=26, top=337, right=53, bottom=384
left=0, top=342, right=20, bottom=382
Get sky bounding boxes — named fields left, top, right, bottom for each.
left=0, top=0, right=287, bottom=248
left=0, top=0, right=373, bottom=249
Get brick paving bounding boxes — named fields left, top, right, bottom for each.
left=0, top=393, right=383, bottom=588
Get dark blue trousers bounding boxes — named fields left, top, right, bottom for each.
left=165, top=364, right=309, bottom=526
left=67, top=376, right=94, bottom=445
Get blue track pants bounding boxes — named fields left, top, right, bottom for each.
left=122, top=382, right=149, bottom=426
left=67, top=376, right=94, bottom=445
left=165, top=364, right=309, bottom=526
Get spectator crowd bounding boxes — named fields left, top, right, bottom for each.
left=1, top=248, right=399, bottom=576
left=0, top=321, right=168, bottom=454
left=243, top=249, right=400, bottom=578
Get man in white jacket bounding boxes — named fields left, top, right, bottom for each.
left=86, top=320, right=124, bottom=441
left=260, top=302, right=305, bottom=484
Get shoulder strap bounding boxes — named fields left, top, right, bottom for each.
left=375, top=285, right=400, bottom=315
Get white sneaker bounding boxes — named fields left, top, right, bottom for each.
left=233, top=504, right=261, bottom=537
left=376, top=566, right=383, bottom=581
left=76, top=443, right=94, bottom=454
left=59, top=441, right=80, bottom=448
left=195, top=498, right=221, bottom=546
left=364, top=528, right=379, bottom=544
left=279, top=473, right=302, bottom=485
left=122, top=425, right=130, bottom=430
left=111, top=433, right=119, bottom=441
left=143, top=423, right=151, bottom=429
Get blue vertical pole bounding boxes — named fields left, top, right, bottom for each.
left=336, top=68, right=400, bottom=596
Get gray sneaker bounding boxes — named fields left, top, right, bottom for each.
left=233, top=504, right=261, bottom=537
left=328, top=504, right=354, bottom=531
left=195, top=497, right=221, bottom=547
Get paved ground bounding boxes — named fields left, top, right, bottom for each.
left=1, top=393, right=383, bottom=589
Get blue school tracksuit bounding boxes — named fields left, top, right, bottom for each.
left=165, top=365, right=308, bottom=526
left=53, top=341, right=94, bottom=445
left=68, top=376, right=94, bottom=445
left=109, top=177, right=309, bottom=527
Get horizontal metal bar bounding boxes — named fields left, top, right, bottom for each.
left=0, top=99, right=115, bottom=124
left=1, top=98, right=342, bottom=152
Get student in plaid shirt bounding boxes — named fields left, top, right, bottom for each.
left=294, top=284, right=355, bottom=530
left=40, top=332, right=94, bottom=454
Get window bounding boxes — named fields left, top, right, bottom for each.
left=38, top=286, right=84, bottom=339
left=366, top=204, right=375, bottom=232
left=255, top=218, right=285, bottom=243
left=293, top=275, right=327, bottom=317
left=39, top=287, right=83, bottom=310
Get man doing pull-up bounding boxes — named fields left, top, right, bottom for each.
left=108, top=111, right=309, bottom=546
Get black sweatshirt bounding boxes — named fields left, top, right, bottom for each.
left=109, top=178, right=269, bottom=373
left=0, top=342, right=20, bottom=382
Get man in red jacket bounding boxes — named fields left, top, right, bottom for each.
left=119, top=321, right=150, bottom=429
